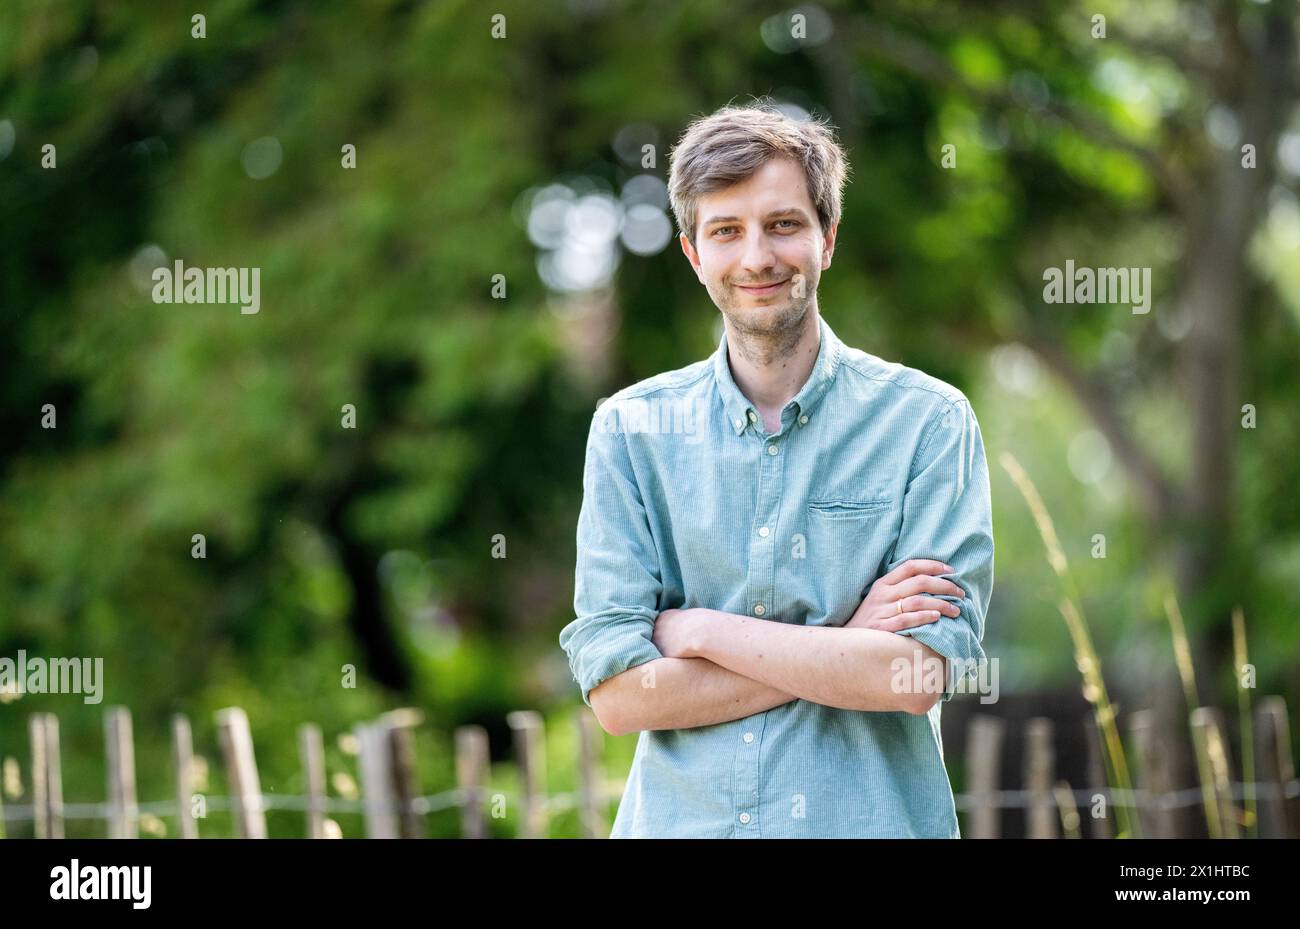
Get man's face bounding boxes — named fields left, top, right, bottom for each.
left=680, top=156, right=837, bottom=339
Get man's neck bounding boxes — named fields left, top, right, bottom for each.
left=724, top=309, right=821, bottom=430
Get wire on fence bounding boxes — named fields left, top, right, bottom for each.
left=3, top=778, right=1296, bottom=823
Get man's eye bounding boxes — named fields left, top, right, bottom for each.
left=774, top=219, right=799, bottom=230
left=713, top=226, right=737, bottom=236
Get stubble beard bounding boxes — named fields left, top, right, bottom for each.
left=713, top=271, right=816, bottom=366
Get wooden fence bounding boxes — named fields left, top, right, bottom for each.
left=3, top=697, right=1297, bottom=838
left=960, top=696, right=1298, bottom=837
left=4, top=705, right=612, bottom=839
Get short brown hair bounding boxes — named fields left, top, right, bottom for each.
left=667, top=99, right=850, bottom=245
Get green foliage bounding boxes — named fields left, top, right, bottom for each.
left=1, top=0, right=1296, bottom=836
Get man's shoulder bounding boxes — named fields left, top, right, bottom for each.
left=836, top=342, right=969, bottom=412
left=595, top=357, right=714, bottom=415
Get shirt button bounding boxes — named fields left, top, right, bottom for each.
left=767, top=444, right=778, bottom=455
left=739, top=812, right=751, bottom=824
left=734, top=418, right=743, bottom=429
left=799, top=414, right=809, bottom=425
left=753, top=603, right=765, bottom=616
left=743, top=732, right=754, bottom=743
left=758, top=526, right=770, bottom=537
left=747, top=410, right=757, bottom=422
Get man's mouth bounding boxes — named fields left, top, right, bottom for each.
left=735, top=278, right=789, bottom=296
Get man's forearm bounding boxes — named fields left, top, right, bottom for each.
left=591, top=656, right=797, bottom=734
left=691, top=609, right=943, bottom=713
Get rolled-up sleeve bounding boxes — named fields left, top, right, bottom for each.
left=559, top=402, right=664, bottom=708
left=889, top=395, right=994, bottom=704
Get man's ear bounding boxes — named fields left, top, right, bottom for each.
left=679, top=231, right=705, bottom=283
left=821, top=220, right=839, bottom=270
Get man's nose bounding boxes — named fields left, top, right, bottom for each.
left=739, top=231, right=777, bottom=275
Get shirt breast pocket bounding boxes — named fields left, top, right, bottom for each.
left=801, top=497, right=897, bottom=625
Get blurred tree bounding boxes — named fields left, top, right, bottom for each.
left=0, top=0, right=1296, bottom=839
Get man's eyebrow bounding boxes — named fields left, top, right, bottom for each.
left=700, top=208, right=811, bottom=227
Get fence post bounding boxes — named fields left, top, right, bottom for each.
left=171, top=714, right=198, bottom=839
left=1129, top=709, right=1175, bottom=838
left=1191, top=707, right=1241, bottom=838
left=105, top=707, right=138, bottom=839
left=29, top=713, right=63, bottom=839
left=216, top=707, right=266, bottom=838
left=298, top=723, right=326, bottom=839
left=29, top=715, right=46, bottom=839
left=381, top=708, right=423, bottom=839
left=30, top=717, right=47, bottom=840
left=355, top=711, right=422, bottom=839
left=1024, top=717, right=1057, bottom=838
left=355, top=717, right=407, bottom=839
left=455, top=725, right=489, bottom=839
left=44, top=714, right=64, bottom=840
left=576, top=711, right=605, bottom=838
left=1083, top=716, right=1113, bottom=838
left=1255, top=696, right=1296, bottom=838
left=27, top=715, right=47, bottom=839
left=965, top=714, right=1004, bottom=838
left=507, top=710, right=547, bottom=838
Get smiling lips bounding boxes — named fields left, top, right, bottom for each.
left=735, top=278, right=789, bottom=296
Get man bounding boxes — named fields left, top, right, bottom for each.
left=559, top=101, right=994, bottom=838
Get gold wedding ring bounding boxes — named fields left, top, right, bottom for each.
left=896, top=600, right=904, bottom=615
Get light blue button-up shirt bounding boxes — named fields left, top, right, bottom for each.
left=559, top=313, right=994, bottom=837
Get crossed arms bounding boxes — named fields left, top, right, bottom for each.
left=588, top=608, right=950, bottom=735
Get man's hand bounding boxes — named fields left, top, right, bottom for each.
left=846, top=559, right=965, bottom=633
left=652, top=607, right=702, bottom=659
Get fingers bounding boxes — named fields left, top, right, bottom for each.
left=878, top=558, right=954, bottom=586
left=891, top=574, right=966, bottom=601
left=877, top=610, right=944, bottom=633
left=893, top=595, right=961, bottom=617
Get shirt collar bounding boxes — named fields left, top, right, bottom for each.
left=714, top=313, right=844, bottom=436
